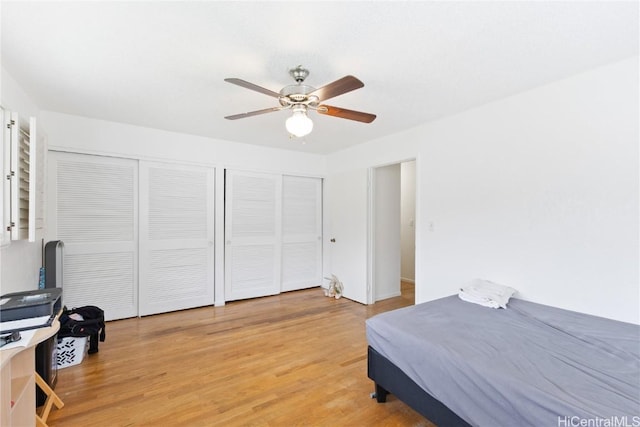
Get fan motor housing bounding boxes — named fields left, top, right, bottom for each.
left=279, top=84, right=318, bottom=106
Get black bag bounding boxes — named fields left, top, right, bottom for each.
left=59, top=305, right=106, bottom=354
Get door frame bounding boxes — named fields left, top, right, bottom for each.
left=367, top=157, right=418, bottom=305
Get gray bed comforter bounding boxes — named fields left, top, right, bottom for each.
left=366, top=296, right=640, bottom=427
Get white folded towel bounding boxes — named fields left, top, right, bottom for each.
left=458, top=279, right=517, bottom=309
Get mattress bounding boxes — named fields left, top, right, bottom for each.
left=366, top=295, right=640, bottom=426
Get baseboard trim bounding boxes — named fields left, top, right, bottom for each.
left=375, top=291, right=402, bottom=301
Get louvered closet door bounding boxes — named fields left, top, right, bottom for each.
left=225, top=170, right=281, bottom=301
left=139, top=162, right=214, bottom=316
left=281, top=176, right=322, bottom=292
left=48, top=152, right=138, bottom=320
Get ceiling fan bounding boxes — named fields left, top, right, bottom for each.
left=224, top=66, right=376, bottom=138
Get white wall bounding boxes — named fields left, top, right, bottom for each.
left=327, top=56, right=639, bottom=324
left=39, top=111, right=326, bottom=176
left=0, top=67, right=45, bottom=295
left=401, top=161, right=416, bottom=282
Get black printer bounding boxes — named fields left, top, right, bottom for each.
left=0, top=288, right=62, bottom=323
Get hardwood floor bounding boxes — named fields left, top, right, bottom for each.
left=47, top=282, right=431, bottom=426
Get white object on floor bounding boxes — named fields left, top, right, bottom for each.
left=57, top=336, right=89, bottom=368
left=324, top=274, right=344, bottom=299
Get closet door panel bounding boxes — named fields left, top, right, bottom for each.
left=281, top=176, right=322, bottom=292
left=63, top=249, right=136, bottom=318
left=48, top=152, right=138, bottom=320
left=225, top=171, right=281, bottom=301
left=139, top=162, right=214, bottom=316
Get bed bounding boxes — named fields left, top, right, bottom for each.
left=366, top=295, right=640, bottom=426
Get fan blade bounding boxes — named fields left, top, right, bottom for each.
left=310, top=76, right=364, bottom=102
left=224, top=78, right=281, bottom=98
left=225, top=106, right=284, bottom=120
left=317, top=105, right=376, bottom=123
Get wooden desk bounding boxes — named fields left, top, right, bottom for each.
left=0, top=319, right=60, bottom=426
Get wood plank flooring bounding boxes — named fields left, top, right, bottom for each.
left=47, top=282, right=432, bottom=426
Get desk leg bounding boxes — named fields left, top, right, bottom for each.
left=35, top=372, right=64, bottom=426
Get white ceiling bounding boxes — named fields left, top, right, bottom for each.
left=1, top=1, right=638, bottom=154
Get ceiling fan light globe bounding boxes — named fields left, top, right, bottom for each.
left=286, top=111, right=313, bottom=137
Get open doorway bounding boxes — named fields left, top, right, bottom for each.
left=369, top=160, right=416, bottom=304
left=400, top=161, right=416, bottom=303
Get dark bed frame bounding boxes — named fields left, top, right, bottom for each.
left=367, top=346, right=471, bottom=427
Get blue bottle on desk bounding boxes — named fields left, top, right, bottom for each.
left=38, top=267, right=46, bottom=289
